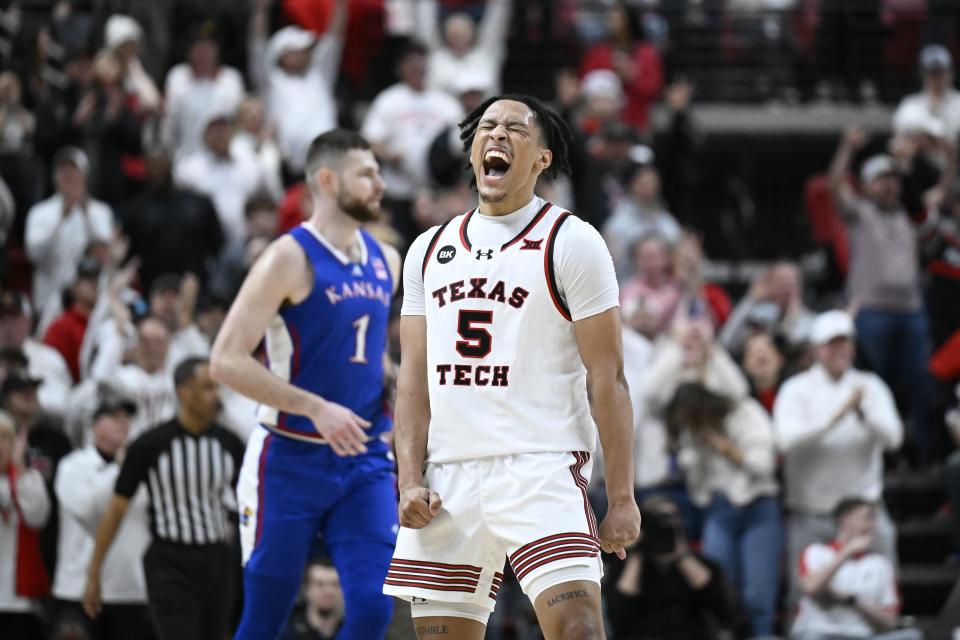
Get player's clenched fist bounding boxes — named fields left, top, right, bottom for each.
left=399, top=486, right=442, bottom=529
left=598, top=499, right=642, bottom=560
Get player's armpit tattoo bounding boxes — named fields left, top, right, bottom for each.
left=416, top=624, right=450, bottom=636
left=546, top=589, right=588, bottom=607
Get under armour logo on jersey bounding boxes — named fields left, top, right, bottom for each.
left=476, top=249, right=494, bottom=260
left=520, top=238, right=543, bottom=251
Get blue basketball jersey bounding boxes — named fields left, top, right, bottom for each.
left=257, top=223, right=393, bottom=443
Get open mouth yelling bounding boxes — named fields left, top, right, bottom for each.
left=481, top=148, right=511, bottom=186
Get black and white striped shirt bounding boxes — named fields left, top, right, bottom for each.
left=115, top=419, right=244, bottom=545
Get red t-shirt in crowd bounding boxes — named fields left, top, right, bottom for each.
left=42, top=305, right=89, bottom=383
left=580, top=41, right=664, bottom=130
left=702, top=284, right=732, bottom=327
left=277, top=182, right=311, bottom=235
left=756, top=387, right=778, bottom=414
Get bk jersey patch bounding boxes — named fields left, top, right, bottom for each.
left=437, top=245, right=457, bottom=264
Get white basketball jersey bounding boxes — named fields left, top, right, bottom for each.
left=420, top=202, right=596, bottom=463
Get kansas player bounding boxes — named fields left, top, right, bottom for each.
left=211, top=129, right=400, bottom=639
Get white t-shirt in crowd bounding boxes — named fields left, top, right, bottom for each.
left=773, top=364, right=902, bottom=514
left=25, top=195, right=114, bottom=315
left=893, top=88, right=960, bottom=143
left=411, top=0, right=513, bottom=96
left=90, top=327, right=177, bottom=439
left=162, top=65, right=245, bottom=158
left=792, top=542, right=899, bottom=639
left=22, top=338, right=73, bottom=418
left=53, top=446, right=150, bottom=603
left=679, top=398, right=779, bottom=507
left=174, top=149, right=264, bottom=251
left=263, top=32, right=342, bottom=172
left=361, top=83, right=463, bottom=200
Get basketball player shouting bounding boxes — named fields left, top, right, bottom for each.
left=384, top=95, right=641, bottom=639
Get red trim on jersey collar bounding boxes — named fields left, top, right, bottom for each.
left=501, top=202, right=553, bottom=251
left=459, top=210, right=475, bottom=251
left=459, top=203, right=555, bottom=254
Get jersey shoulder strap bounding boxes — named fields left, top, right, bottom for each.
left=421, top=216, right=459, bottom=277
left=543, top=210, right=573, bottom=321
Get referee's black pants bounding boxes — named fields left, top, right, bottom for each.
left=143, top=541, right=234, bottom=640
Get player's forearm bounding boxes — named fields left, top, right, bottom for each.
left=590, top=370, right=635, bottom=503
left=395, top=316, right=430, bottom=489
left=394, top=384, right=430, bottom=489
left=87, top=495, right=128, bottom=579
left=210, top=348, right=321, bottom=418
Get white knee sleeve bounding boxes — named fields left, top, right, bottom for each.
left=524, top=564, right=601, bottom=604
left=408, top=598, right=492, bottom=625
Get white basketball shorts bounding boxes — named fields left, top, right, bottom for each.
left=236, top=426, right=269, bottom=565
left=382, top=451, right=602, bottom=612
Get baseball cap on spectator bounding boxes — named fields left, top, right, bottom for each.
left=268, top=26, right=316, bottom=66
left=628, top=144, right=655, bottom=166
left=0, top=290, right=31, bottom=318
left=93, top=394, right=137, bottom=421
left=76, top=255, right=102, bottom=281
left=581, top=69, right=624, bottom=104
left=860, top=154, right=897, bottom=184
left=150, top=273, right=181, bottom=299
left=200, top=102, right=236, bottom=132
left=919, top=44, right=952, bottom=73
left=449, top=68, right=494, bottom=98
left=53, top=146, right=90, bottom=176
left=811, top=310, right=855, bottom=345
left=1, top=369, right=41, bottom=396
left=105, top=15, right=142, bottom=49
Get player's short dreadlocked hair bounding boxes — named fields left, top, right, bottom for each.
left=459, top=94, right=573, bottom=187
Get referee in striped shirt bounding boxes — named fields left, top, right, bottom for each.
left=82, top=357, right=244, bottom=640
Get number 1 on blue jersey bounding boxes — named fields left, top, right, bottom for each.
left=351, top=314, right=370, bottom=364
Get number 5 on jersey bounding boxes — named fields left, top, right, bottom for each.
left=456, top=310, right=493, bottom=358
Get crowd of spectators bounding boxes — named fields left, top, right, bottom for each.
left=0, top=1, right=958, bottom=639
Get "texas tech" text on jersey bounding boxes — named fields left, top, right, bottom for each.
left=436, top=364, right=509, bottom=387
left=432, top=278, right=529, bottom=309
